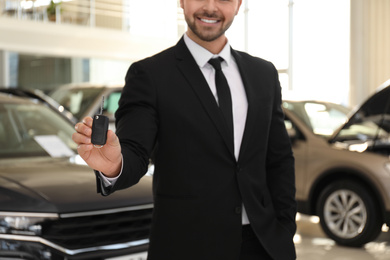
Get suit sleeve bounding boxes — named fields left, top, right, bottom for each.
left=96, top=61, right=159, bottom=195
left=94, top=156, right=123, bottom=195
left=266, top=65, right=297, bottom=236
left=95, top=170, right=112, bottom=196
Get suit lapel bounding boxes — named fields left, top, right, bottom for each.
left=174, top=38, right=235, bottom=156
left=231, top=49, right=259, bottom=163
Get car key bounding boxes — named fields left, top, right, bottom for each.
left=91, top=96, right=109, bottom=147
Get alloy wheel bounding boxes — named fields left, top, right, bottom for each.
left=323, top=189, right=367, bottom=239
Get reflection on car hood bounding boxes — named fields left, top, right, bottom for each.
left=0, top=157, right=153, bottom=213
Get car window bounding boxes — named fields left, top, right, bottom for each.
left=50, top=88, right=102, bottom=120
left=0, top=102, right=77, bottom=158
left=304, top=103, right=349, bottom=136
left=283, top=101, right=350, bottom=138
left=104, top=91, right=121, bottom=116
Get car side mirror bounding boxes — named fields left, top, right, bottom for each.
left=285, top=119, right=297, bottom=142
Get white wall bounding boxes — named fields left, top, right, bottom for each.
left=228, top=0, right=351, bottom=106
left=350, top=0, right=390, bottom=107
left=0, top=17, right=176, bottom=61
left=291, top=0, right=350, bottom=105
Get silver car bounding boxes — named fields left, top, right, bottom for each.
left=49, top=83, right=123, bottom=129
left=284, top=83, right=390, bottom=247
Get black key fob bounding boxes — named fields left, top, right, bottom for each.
left=91, top=114, right=109, bottom=146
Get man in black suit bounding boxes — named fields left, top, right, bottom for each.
left=73, top=0, right=296, bottom=259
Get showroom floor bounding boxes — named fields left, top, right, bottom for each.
left=295, top=214, right=390, bottom=260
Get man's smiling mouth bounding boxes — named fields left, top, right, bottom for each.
left=200, top=18, right=219, bottom=24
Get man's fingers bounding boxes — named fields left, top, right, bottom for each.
left=82, top=116, right=93, bottom=127
left=74, top=118, right=93, bottom=136
left=72, top=131, right=91, bottom=145
left=73, top=117, right=94, bottom=145
left=76, top=143, right=93, bottom=156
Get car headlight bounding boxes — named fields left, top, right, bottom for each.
left=348, top=142, right=368, bottom=153
left=0, top=212, right=58, bottom=236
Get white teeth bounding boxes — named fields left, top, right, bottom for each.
left=201, top=18, right=218, bottom=24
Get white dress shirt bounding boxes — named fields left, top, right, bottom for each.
left=183, top=34, right=249, bottom=224
left=101, top=33, right=250, bottom=224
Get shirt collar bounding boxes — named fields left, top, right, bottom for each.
left=183, top=33, right=232, bottom=68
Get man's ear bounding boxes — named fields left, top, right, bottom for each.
left=180, top=0, right=184, bottom=9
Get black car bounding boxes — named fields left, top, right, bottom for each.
left=0, top=93, right=152, bottom=259
left=0, top=87, right=78, bottom=125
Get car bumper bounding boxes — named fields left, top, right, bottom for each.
left=0, top=235, right=149, bottom=260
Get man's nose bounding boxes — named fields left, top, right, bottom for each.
left=203, top=0, right=218, bottom=12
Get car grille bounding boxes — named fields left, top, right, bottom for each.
left=41, top=206, right=153, bottom=250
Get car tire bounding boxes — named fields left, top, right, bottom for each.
left=316, top=180, right=382, bottom=247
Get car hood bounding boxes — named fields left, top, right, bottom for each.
left=0, top=157, right=153, bottom=214
left=331, top=83, right=390, bottom=141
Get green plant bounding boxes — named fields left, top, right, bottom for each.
left=47, top=0, right=62, bottom=16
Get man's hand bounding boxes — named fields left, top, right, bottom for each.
left=72, top=116, right=122, bottom=177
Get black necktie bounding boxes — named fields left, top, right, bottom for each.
left=208, top=57, right=234, bottom=139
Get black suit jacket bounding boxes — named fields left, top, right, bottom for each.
left=98, top=37, right=297, bottom=260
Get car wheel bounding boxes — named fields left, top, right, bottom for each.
left=317, top=180, right=382, bottom=247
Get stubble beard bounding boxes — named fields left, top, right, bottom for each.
left=185, top=13, right=233, bottom=42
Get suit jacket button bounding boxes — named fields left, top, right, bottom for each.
left=235, top=207, right=242, bottom=214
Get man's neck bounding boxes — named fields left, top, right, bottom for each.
left=186, top=31, right=228, bottom=55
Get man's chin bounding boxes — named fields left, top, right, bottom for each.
left=187, top=23, right=226, bottom=42
left=196, top=30, right=225, bottom=42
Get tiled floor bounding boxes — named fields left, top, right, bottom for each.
left=295, top=214, right=390, bottom=260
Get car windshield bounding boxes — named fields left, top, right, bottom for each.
left=283, top=101, right=350, bottom=137
left=0, top=102, right=77, bottom=158
left=50, top=87, right=103, bottom=120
